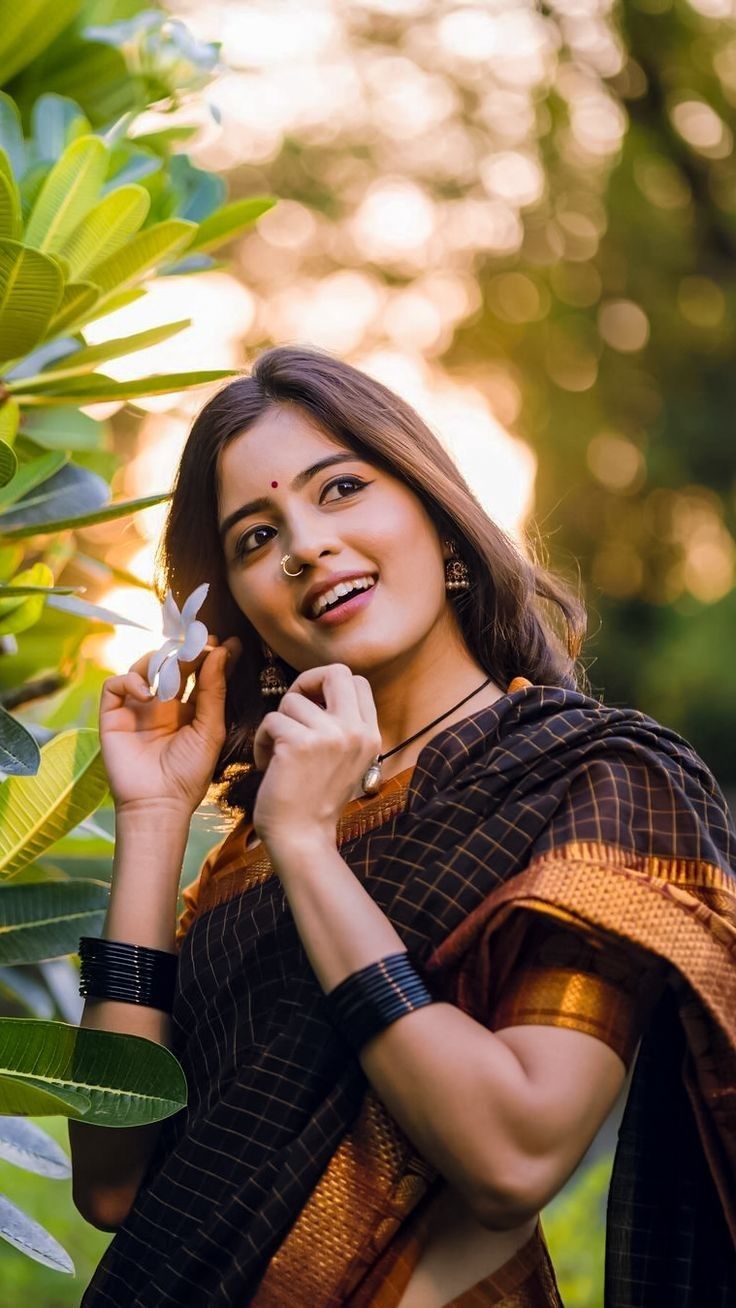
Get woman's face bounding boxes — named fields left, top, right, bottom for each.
left=216, top=404, right=459, bottom=680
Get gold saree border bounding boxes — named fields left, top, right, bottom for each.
left=253, top=841, right=736, bottom=1305
left=178, top=769, right=415, bottom=937
left=491, top=965, right=638, bottom=1067
left=431, top=841, right=736, bottom=1245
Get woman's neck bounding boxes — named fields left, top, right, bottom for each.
left=366, top=636, right=506, bottom=779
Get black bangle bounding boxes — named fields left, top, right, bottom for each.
left=78, top=937, right=178, bottom=1014
left=325, top=952, right=434, bottom=1053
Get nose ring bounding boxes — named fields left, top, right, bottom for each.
left=281, top=554, right=305, bottom=577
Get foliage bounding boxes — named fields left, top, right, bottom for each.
left=0, top=0, right=275, bottom=1273
left=543, top=1154, right=610, bottom=1308
left=0, top=1115, right=110, bottom=1301
left=223, top=0, right=736, bottom=784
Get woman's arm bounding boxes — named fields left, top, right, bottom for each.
left=269, top=830, right=627, bottom=1230
left=68, top=803, right=191, bottom=1231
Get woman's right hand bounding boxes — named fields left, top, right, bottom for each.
left=99, top=634, right=242, bottom=818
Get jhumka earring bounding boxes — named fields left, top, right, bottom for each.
left=259, top=647, right=289, bottom=698
left=444, top=539, right=471, bottom=592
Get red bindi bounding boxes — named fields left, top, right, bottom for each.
left=271, top=481, right=278, bottom=488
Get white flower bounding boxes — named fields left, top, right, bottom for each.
left=147, top=583, right=210, bottom=701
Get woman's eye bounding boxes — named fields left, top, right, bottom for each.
left=232, top=477, right=367, bottom=559
left=233, top=525, right=275, bottom=559
left=321, top=475, right=366, bottom=502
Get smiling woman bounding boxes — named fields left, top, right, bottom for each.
left=158, top=345, right=585, bottom=816
left=72, top=347, right=736, bottom=1308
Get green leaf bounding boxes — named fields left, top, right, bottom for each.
left=0, top=728, right=108, bottom=881
left=0, top=240, right=64, bottom=363
left=0, top=585, right=77, bottom=594
left=0, top=1193, right=74, bottom=1273
left=0, top=398, right=19, bottom=447
left=75, top=550, right=155, bottom=592
left=87, top=218, right=196, bottom=299
left=45, top=593, right=154, bottom=630
left=0, top=705, right=41, bottom=777
left=31, top=94, right=91, bottom=165
left=17, top=318, right=192, bottom=386
left=0, top=95, right=24, bottom=179
left=0, top=463, right=108, bottom=531
left=5, top=336, right=78, bottom=380
left=0, top=148, right=21, bottom=241
left=0, top=1070, right=89, bottom=1116
left=24, top=135, right=109, bottom=254
left=45, top=279, right=100, bottom=336
left=0, top=451, right=68, bottom=514
left=84, top=286, right=146, bottom=323
left=0, top=440, right=17, bottom=488
left=189, top=196, right=277, bottom=254
left=22, top=408, right=106, bottom=452
left=0, top=489, right=171, bottom=537
left=0, top=879, right=108, bottom=965
left=132, top=126, right=199, bottom=155
left=0, top=1116, right=71, bottom=1177
left=60, top=182, right=150, bottom=280
left=14, top=369, right=235, bottom=409
left=0, top=1018, right=187, bottom=1126
left=0, top=562, right=53, bottom=636
left=0, top=0, right=84, bottom=87
left=0, top=545, right=23, bottom=581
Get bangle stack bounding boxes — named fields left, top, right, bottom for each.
left=325, top=951, right=434, bottom=1053
left=78, top=936, right=177, bottom=1014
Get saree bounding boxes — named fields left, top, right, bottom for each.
left=81, top=684, right=736, bottom=1307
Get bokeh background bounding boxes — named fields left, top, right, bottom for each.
left=94, top=0, right=736, bottom=790
left=1, top=1, right=734, bottom=1304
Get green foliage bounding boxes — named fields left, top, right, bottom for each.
left=543, top=1155, right=611, bottom=1308
left=0, top=1116, right=109, bottom=1300
left=0, top=0, right=275, bottom=1273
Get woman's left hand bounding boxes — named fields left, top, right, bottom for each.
left=251, top=663, right=381, bottom=853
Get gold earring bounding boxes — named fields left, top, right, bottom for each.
left=443, top=539, right=470, bottom=591
left=259, top=647, right=289, bottom=698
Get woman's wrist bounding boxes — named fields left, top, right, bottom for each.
left=264, top=825, right=338, bottom=874
left=115, top=798, right=194, bottom=828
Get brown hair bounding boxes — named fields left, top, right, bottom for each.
left=156, top=345, right=586, bottom=818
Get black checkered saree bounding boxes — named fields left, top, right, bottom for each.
left=81, top=686, right=736, bottom=1307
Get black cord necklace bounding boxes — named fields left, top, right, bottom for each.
left=360, top=675, right=494, bottom=795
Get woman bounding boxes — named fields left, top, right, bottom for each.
left=71, top=347, right=736, bottom=1307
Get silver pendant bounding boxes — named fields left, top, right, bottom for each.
left=361, top=755, right=383, bottom=795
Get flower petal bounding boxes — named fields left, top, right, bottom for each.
left=180, top=582, right=210, bottom=629
left=147, top=639, right=179, bottom=686
left=162, top=588, right=183, bottom=638
left=178, top=620, right=208, bottom=662
left=156, top=651, right=182, bottom=701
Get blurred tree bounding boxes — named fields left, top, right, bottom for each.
left=214, top=0, right=735, bottom=780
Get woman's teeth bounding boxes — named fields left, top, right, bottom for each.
left=309, top=575, right=376, bottom=618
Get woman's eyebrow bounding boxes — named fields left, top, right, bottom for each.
left=218, top=451, right=360, bottom=542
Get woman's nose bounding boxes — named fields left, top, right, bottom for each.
left=281, top=513, right=342, bottom=571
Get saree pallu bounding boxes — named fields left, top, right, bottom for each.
left=81, top=686, right=736, bottom=1307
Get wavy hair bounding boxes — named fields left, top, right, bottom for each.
left=155, top=346, right=586, bottom=818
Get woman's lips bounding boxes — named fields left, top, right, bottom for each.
left=309, top=582, right=377, bottom=627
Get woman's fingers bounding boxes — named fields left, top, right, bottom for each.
left=188, top=637, right=241, bottom=740
left=286, top=663, right=379, bottom=737
left=252, top=709, right=307, bottom=771
left=287, top=663, right=363, bottom=721
left=100, top=669, right=155, bottom=714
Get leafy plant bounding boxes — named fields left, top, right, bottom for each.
left=0, top=0, right=276, bottom=1273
